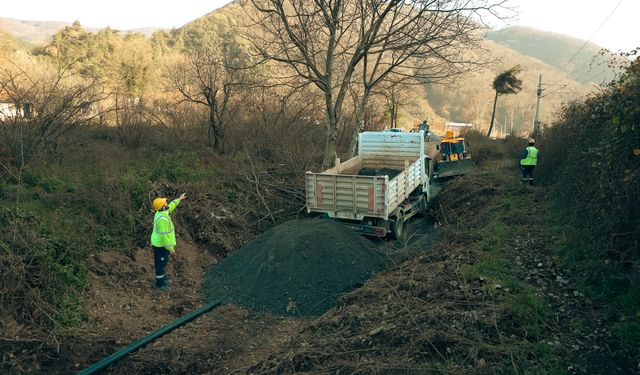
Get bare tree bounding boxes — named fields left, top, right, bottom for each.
left=0, top=58, right=106, bottom=158
left=378, top=79, right=420, bottom=130
left=165, top=27, right=252, bottom=153
left=246, top=0, right=506, bottom=167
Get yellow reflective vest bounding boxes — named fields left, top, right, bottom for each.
left=520, top=146, right=539, bottom=166
left=150, top=199, right=181, bottom=251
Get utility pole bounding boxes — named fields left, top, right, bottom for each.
left=533, top=74, right=542, bottom=140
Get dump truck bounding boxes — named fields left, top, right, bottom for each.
left=433, top=131, right=474, bottom=178
left=305, top=131, right=430, bottom=239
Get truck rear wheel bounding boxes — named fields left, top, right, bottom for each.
left=418, top=194, right=428, bottom=215
left=390, top=212, right=405, bottom=240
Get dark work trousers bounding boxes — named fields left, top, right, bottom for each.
left=522, top=166, right=535, bottom=185
left=152, top=245, right=170, bottom=286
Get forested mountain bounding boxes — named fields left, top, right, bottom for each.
left=424, top=37, right=596, bottom=136
left=486, top=26, right=617, bottom=84
left=0, top=8, right=618, bottom=138
left=0, top=17, right=159, bottom=44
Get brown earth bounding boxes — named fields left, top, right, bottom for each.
left=245, top=162, right=638, bottom=374
left=4, top=234, right=305, bottom=374
left=5, top=161, right=637, bottom=374
left=81, top=238, right=307, bottom=375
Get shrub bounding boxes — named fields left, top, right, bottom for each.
left=538, top=55, right=640, bottom=361
left=463, top=130, right=527, bottom=164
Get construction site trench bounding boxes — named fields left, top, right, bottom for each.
left=9, top=162, right=636, bottom=374
left=62, top=191, right=442, bottom=375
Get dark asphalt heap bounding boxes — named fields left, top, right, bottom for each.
left=202, top=218, right=386, bottom=316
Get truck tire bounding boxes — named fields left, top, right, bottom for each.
left=419, top=194, right=428, bottom=215
left=390, top=212, right=405, bottom=240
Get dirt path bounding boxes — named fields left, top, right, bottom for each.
left=506, top=189, right=633, bottom=374
left=25, top=236, right=303, bottom=374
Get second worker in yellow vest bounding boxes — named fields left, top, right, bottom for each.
left=520, top=139, right=539, bottom=185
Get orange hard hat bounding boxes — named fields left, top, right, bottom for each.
left=152, top=198, right=167, bottom=211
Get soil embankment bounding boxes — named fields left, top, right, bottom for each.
left=248, top=161, right=638, bottom=374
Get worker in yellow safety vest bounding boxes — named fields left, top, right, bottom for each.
left=520, top=139, right=539, bottom=185
left=150, top=193, right=187, bottom=291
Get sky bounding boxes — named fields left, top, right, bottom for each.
left=1, top=0, right=637, bottom=52
left=494, top=0, right=637, bottom=52
left=2, top=0, right=233, bottom=30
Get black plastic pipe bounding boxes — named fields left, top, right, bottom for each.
left=77, top=300, right=222, bottom=375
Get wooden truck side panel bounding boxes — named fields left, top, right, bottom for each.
left=387, top=157, right=423, bottom=210
left=305, top=172, right=388, bottom=220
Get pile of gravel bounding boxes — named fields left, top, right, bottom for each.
left=202, top=218, right=386, bottom=316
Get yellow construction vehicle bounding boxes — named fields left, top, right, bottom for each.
left=433, top=131, right=474, bottom=178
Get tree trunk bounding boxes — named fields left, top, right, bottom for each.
left=391, top=102, right=398, bottom=129
left=208, top=105, right=221, bottom=152
left=347, top=89, right=371, bottom=159
left=322, top=94, right=339, bottom=169
left=323, top=118, right=338, bottom=169
left=487, top=90, right=499, bottom=137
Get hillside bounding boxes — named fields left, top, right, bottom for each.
left=0, top=11, right=616, bottom=85
left=487, top=26, right=617, bottom=84
left=0, top=10, right=614, bottom=135
left=0, top=29, right=28, bottom=54
left=0, top=18, right=74, bottom=45
left=0, top=17, right=161, bottom=45
left=424, top=36, right=595, bottom=136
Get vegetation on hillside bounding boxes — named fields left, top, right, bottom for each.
left=0, top=125, right=307, bottom=342
left=486, top=26, right=618, bottom=84
left=1, top=9, right=619, bottom=137
left=0, top=2, right=637, bottom=372
left=538, top=53, right=640, bottom=359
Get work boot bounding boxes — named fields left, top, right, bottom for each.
left=155, top=283, right=171, bottom=292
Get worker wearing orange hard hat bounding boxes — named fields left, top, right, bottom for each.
left=150, top=193, right=187, bottom=291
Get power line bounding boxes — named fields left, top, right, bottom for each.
left=542, top=1, right=624, bottom=97
left=582, top=68, right=610, bottom=84
left=564, top=0, right=624, bottom=67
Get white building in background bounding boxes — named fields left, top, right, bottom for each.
left=0, top=92, right=33, bottom=121
left=446, top=122, right=474, bottom=130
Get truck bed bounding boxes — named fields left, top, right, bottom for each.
left=305, top=131, right=427, bottom=221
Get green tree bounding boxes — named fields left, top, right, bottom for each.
left=488, top=65, right=522, bottom=137
left=42, top=21, right=95, bottom=71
